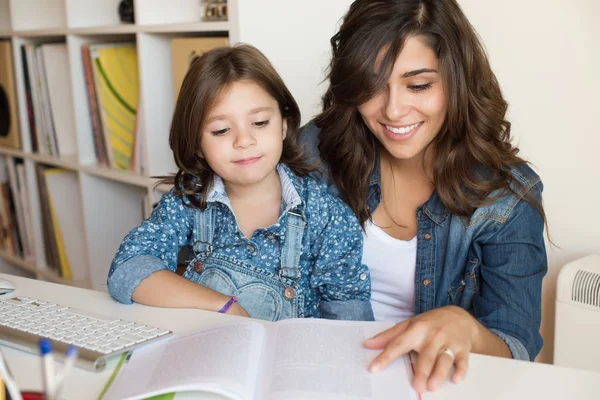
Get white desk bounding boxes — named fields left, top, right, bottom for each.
left=2, top=273, right=600, bottom=400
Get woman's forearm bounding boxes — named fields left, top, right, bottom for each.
left=472, top=317, right=513, bottom=358
left=131, top=270, right=230, bottom=311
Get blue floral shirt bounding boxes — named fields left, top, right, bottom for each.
left=108, top=164, right=373, bottom=321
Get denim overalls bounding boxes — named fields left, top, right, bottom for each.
left=182, top=204, right=307, bottom=321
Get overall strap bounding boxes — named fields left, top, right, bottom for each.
left=279, top=208, right=306, bottom=282
left=193, top=205, right=214, bottom=258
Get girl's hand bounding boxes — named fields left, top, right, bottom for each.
left=226, top=302, right=250, bottom=318
left=364, top=306, right=479, bottom=393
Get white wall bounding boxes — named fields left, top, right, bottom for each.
left=238, top=0, right=600, bottom=364
left=237, top=0, right=354, bottom=124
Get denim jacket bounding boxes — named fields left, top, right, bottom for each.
left=108, top=164, right=374, bottom=322
left=301, top=123, right=547, bottom=361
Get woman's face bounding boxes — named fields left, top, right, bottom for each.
left=358, top=35, right=447, bottom=162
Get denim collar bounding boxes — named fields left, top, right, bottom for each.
left=206, top=163, right=305, bottom=217
left=368, top=150, right=451, bottom=226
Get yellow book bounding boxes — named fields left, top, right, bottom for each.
left=44, top=169, right=72, bottom=279
left=89, top=43, right=139, bottom=171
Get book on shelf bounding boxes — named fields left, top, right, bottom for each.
left=41, top=168, right=88, bottom=281
left=0, top=158, right=33, bottom=259
left=82, top=44, right=107, bottom=166
left=171, top=36, right=229, bottom=100
left=11, top=159, right=35, bottom=261
left=0, top=182, right=19, bottom=256
left=6, top=158, right=31, bottom=259
left=0, top=40, right=21, bottom=150
left=87, top=42, right=139, bottom=171
left=34, top=45, right=59, bottom=156
left=36, top=164, right=60, bottom=273
left=20, top=45, right=38, bottom=152
left=40, top=43, right=77, bottom=157
left=101, top=318, right=419, bottom=400
left=21, top=43, right=71, bottom=157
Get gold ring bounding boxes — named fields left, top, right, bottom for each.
left=441, top=348, right=455, bottom=361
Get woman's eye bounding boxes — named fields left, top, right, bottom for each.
left=408, top=83, right=432, bottom=92
left=253, top=120, right=270, bottom=128
left=211, top=128, right=229, bottom=136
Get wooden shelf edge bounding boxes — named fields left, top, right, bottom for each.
left=0, top=250, right=37, bottom=274
left=0, top=147, right=155, bottom=188
left=10, top=21, right=231, bottom=37
left=0, top=250, right=89, bottom=288
left=11, top=28, right=68, bottom=37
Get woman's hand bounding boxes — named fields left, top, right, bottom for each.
left=364, top=306, right=479, bottom=393
left=226, top=302, right=250, bottom=318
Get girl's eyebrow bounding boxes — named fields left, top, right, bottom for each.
left=249, top=106, right=274, bottom=115
left=402, top=68, right=439, bottom=78
left=206, top=107, right=274, bottom=123
left=206, top=114, right=227, bottom=124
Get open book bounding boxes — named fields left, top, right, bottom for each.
left=101, top=318, right=419, bottom=400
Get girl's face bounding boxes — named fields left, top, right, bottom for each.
left=201, top=80, right=287, bottom=188
left=357, top=35, right=447, bottom=163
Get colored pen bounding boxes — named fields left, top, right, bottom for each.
left=39, top=339, right=55, bottom=400
left=53, top=345, right=78, bottom=400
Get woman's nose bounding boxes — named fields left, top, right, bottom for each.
left=384, top=87, right=411, bottom=121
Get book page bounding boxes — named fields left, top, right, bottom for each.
left=102, top=320, right=265, bottom=400
left=258, top=319, right=419, bottom=400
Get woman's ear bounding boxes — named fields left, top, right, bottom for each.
left=282, top=119, right=288, bottom=140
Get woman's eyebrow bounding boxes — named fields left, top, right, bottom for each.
left=402, top=68, right=439, bottom=78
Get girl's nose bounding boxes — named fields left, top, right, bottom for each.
left=233, top=128, right=257, bottom=149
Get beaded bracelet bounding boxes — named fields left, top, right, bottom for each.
left=218, top=296, right=238, bottom=314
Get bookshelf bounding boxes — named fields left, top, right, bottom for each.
left=0, top=0, right=239, bottom=291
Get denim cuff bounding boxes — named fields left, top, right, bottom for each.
left=320, top=299, right=375, bottom=321
left=489, top=328, right=530, bottom=361
left=108, top=255, right=169, bottom=304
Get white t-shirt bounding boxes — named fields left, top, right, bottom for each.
left=363, top=220, right=416, bottom=323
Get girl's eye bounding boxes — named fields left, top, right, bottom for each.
left=408, top=83, right=432, bottom=92
left=211, top=128, right=229, bottom=136
left=253, top=120, right=270, bottom=127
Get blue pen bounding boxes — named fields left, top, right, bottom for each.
left=39, top=338, right=55, bottom=400
left=54, top=345, right=78, bottom=400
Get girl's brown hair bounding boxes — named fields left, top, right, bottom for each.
left=160, top=44, right=312, bottom=209
left=315, top=0, right=546, bottom=226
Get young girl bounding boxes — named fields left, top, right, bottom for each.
left=107, top=44, right=373, bottom=322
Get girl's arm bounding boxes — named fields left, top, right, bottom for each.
left=310, top=193, right=374, bottom=321
left=107, top=191, right=246, bottom=315
left=131, top=270, right=248, bottom=316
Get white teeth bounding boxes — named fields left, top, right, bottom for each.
left=385, top=122, right=421, bottom=135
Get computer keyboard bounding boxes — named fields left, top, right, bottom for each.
left=0, top=296, right=173, bottom=372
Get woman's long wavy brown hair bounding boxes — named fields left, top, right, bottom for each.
left=159, top=44, right=313, bottom=210
left=315, top=0, right=547, bottom=227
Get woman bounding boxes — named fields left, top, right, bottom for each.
left=302, top=0, right=548, bottom=393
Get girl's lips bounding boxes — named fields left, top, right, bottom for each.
left=233, top=156, right=262, bottom=165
